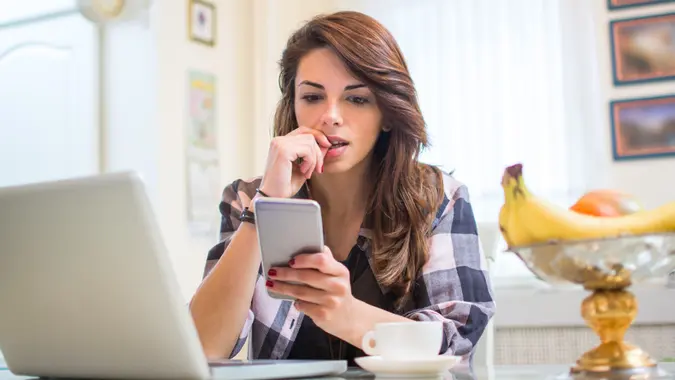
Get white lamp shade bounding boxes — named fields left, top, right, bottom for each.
left=77, top=0, right=153, bottom=24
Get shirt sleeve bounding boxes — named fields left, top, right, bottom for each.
left=404, top=177, right=496, bottom=358
left=201, top=178, right=259, bottom=359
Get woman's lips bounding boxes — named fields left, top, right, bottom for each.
left=325, top=141, right=349, bottom=158
left=324, top=135, right=349, bottom=159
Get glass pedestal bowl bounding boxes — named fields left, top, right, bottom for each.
left=508, top=232, right=675, bottom=380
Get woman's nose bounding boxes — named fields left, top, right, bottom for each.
left=319, top=101, right=343, bottom=127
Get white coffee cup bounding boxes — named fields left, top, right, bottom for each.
left=361, top=321, right=443, bottom=360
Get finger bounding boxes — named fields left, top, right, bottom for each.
left=290, top=126, right=331, bottom=149
left=298, top=153, right=315, bottom=178
left=289, top=140, right=315, bottom=171
left=313, top=131, right=331, bottom=149
left=266, top=280, right=328, bottom=304
left=269, top=267, right=337, bottom=291
left=298, top=135, right=318, bottom=177
left=313, top=140, right=324, bottom=174
left=291, top=163, right=306, bottom=182
left=293, top=299, right=324, bottom=318
left=286, top=126, right=314, bottom=136
left=303, top=143, right=320, bottom=179
left=305, top=160, right=316, bottom=179
left=303, top=138, right=317, bottom=178
left=291, top=248, right=346, bottom=276
left=320, top=143, right=329, bottom=159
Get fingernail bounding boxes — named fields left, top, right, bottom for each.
left=268, top=269, right=277, bottom=277
left=288, top=258, right=295, bottom=266
left=266, top=280, right=274, bottom=287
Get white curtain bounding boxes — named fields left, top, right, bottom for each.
left=342, top=0, right=606, bottom=282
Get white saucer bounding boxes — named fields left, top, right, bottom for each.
left=354, top=355, right=461, bottom=378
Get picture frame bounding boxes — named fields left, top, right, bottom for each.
left=608, top=0, right=675, bottom=10
left=609, top=12, right=675, bottom=85
left=185, top=70, right=220, bottom=237
left=610, top=94, right=675, bottom=161
left=188, top=0, right=216, bottom=47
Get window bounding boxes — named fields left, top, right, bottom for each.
left=352, top=0, right=605, bottom=285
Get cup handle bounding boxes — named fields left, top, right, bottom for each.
left=361, top=330, right=378, bottom=356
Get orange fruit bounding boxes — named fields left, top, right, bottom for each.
left=570, top=189, right=642, bottom=217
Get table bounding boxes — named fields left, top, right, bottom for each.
left=2, top=362, right=675, bottom=380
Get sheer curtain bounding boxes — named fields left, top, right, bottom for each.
left=344, top=0, right=606, bottom=283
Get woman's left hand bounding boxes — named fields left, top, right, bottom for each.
left=266, top=246, right=354, bottom=335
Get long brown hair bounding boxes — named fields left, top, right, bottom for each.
left=274, top=11, right=443, bottom=308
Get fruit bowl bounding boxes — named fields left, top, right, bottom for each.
left=509, top=232, right=675, bottom=290
left=508, top=232, right=675, bottom=379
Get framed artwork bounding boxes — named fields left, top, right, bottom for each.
left=610, top=94, right=675, bottom=161
left=188, top=0, right=216, bottom=47
left=608, top=0, right=675, bottom=10
left=185, top=70, right=220, bottom=237
left=609, top=12, right=675, bottom=85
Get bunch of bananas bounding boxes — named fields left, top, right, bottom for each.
left=498, top=163, right=675, bottom=248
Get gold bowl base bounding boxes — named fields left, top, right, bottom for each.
left=556, top=366, right=670, bottom=380
left=506, top=234, right=675, bottom=380
left=561, top=289, right=670, bottom=379
left=572, top=342, right=655, bottom=373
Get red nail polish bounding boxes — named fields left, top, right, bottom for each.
left=268, top=269, right=277, bottom=276
left=288, top=258, right=295, bottom=266
left=266, top=280, right=273, bottom=287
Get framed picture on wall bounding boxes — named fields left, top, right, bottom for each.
left=188, top=0, right=216, bottom=47
left=608, top=0, right=675, bottom=10
left=609, top=12, right=675, bottom=85
left=610, top=94, right=675, bottom=161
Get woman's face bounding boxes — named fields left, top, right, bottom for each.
left=294, top=47, right=384, bottom=174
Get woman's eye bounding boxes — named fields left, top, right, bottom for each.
left=348, top=96, right=369, bottom=105
left=301, top=94, right=322, bottom=103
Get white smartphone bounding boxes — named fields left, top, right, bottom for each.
left=253, top=197, right=324, bottom=300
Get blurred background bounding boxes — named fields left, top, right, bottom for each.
left=1, top=0, right=674, bottom=366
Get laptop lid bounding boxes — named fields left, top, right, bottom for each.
left=0, top=172, right=211, bottom=379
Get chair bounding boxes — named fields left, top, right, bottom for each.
left=472, top=222, right=499, bottom=368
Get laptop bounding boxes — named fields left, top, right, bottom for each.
left=0, top=172, right=347, bottom=380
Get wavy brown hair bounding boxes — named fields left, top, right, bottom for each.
left=274, top=11, right=443, bottom=309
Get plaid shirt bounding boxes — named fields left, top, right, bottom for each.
left=203, top=170, right=495, bottom=361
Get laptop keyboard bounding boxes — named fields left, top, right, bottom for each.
left=209, top=360, right=277, bottom=367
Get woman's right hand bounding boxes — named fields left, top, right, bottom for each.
left=258, top=127, right=332, bottom=198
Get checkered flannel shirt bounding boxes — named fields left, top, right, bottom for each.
left=202, top=169, right=496, bottom=361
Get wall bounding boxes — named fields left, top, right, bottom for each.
left=104, top=0, right=255, bottom=301
left=104, top=0, right=346, bottom=301
left=58, top=0, right=347, bottom=309
left=493, top=1, right=675, bottom=358
left=595, top=1, right=675, bottom=207
left=102, top=0, right=675, bottom=324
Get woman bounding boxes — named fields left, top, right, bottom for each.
left=189, top=10, right=495, bottom=365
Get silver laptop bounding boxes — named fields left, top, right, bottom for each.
left=0, top=172, right=347, bottom=380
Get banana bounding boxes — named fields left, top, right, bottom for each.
left=499, top=167, right=528, bottom=247
left=499, top=163, right=675, bottom=247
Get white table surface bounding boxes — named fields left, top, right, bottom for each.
left=2, top=361, right=675, bottom=380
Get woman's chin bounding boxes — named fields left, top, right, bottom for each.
left=319, top=152, right=372, bottom=176
left=319, top=161, right=352, bottom=174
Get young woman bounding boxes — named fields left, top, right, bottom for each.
left=189, top=10, right=495, bottom=365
